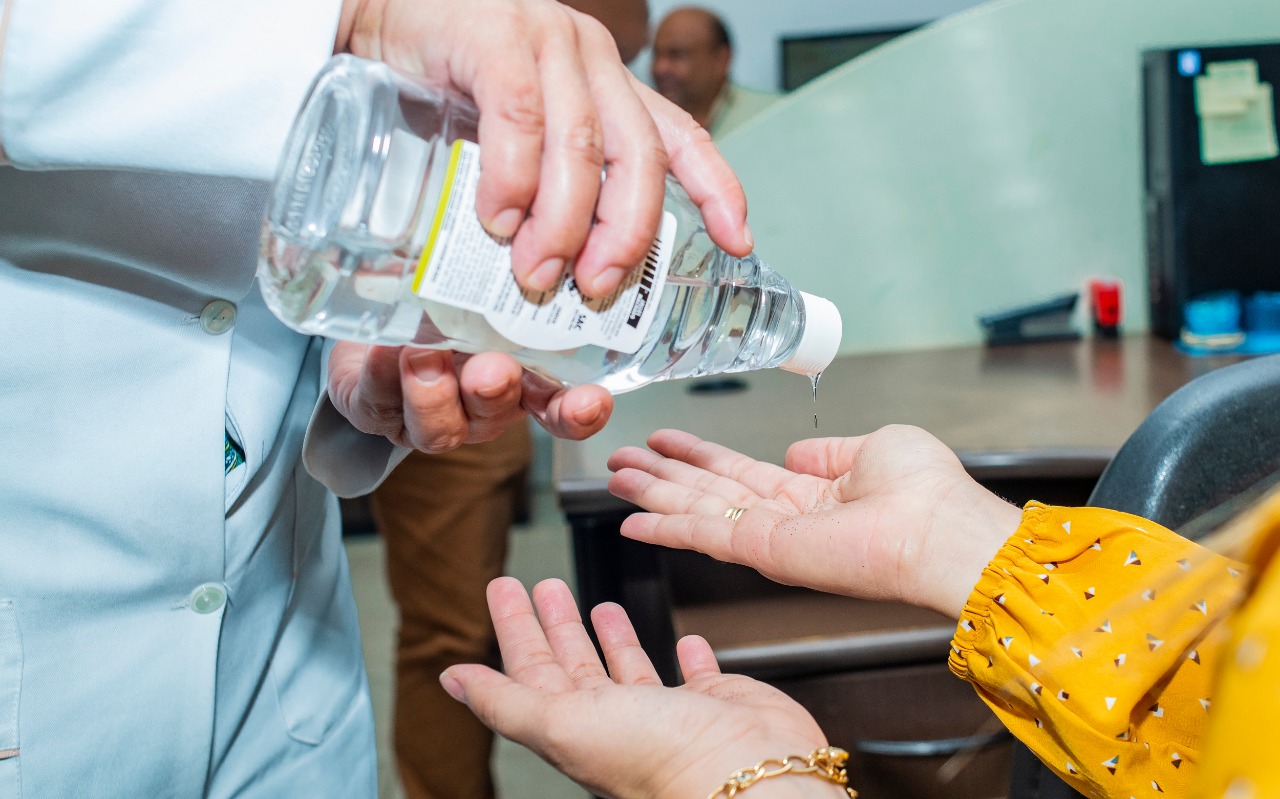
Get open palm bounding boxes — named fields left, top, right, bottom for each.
left=607, top=424, right=1022, bottom=617
left=443, top=578, right=842, bottom=799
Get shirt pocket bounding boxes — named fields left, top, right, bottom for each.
left=269, top=471, right=366, bottom=746
left=224, top=413, right=249, bottom=512
left=0, top=600, right=22, bottom=796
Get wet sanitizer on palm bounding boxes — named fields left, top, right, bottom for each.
left=259, top=55, right=841, bottom=393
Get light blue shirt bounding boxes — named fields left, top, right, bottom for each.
left=707, top=82, right=782, bottom=139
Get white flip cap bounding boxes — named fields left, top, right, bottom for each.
left=781, top=292, right=842, bottom=376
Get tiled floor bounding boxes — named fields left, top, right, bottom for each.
left=344, top=475, right=592, bottom=799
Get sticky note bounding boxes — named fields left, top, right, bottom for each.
left=1194, top=59, right=1279, bottom=165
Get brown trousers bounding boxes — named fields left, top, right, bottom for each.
left=369, top=423, right=533, bottom=799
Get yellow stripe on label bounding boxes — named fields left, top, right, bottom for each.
left=412, top=139, right=466, bottom=295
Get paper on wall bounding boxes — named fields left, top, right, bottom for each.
left=1194, top=58, right=1279, bottom=165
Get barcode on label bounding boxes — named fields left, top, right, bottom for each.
left=626, top=237, right=662, bottom=328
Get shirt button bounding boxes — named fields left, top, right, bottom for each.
left=200, top=300, right=237, bottom=335
left=189, top=583, right=227, bottom=614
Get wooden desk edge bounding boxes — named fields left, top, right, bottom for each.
left=557, top=448, right=1116, bottom=516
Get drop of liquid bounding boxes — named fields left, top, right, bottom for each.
left=809, top=371, right=822, bottom=429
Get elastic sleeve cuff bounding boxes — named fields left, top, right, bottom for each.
left=945, top=502, right=1244, bottom=796
left=948, top=501, right=1223, bottom=678
left=950, top=500, right=1241, bottom=727
left=950, top=503, right=1053, bottom=679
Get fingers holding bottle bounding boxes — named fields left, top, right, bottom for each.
left=563, top=9, right=669, bottom=298
left=626, top=75, right=752, bottom=257
left=490, top=5, right=604, bottom=293
left=340, top=0, right=746, bottom=301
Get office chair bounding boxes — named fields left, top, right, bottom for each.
left=1007, top=352, right=1280, bottom=799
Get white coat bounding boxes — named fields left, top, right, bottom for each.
left=0, top=1, right=405, bottom=795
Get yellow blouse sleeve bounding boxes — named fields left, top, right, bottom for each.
left=949, top=503, right=1245, bottom=798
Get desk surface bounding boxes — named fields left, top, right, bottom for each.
left=555, top=336, right=1242, bottom=515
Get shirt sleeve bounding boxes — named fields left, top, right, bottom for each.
left=0, top=0, right=342, bottom=180
left=303, top=395, right=411, bottom=498
left=950, top=503, right=1246, bottom=798
left=301, top=338, right=412, bottom=498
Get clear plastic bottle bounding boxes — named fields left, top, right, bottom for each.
left=259, top=55, right=841, bottom=394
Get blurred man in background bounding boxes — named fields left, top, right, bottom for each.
left=651, top=6, right=780, bottom=138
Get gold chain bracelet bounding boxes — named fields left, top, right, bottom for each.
left=706, top=746, right=858, bottom=798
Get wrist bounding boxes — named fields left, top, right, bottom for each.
left=720, top=774, right=850, bottom=799
left=661, top=738, right=854, bottom=799
left=732, top=781, right=849, bottom=799
left=917, top=482, right=1023, bottom=619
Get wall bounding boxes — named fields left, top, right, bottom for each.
left=632, top=0, right=986, bottom=91
left=703, top=0, right=1280, bottom=355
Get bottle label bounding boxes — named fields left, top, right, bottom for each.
left=412, top=140, right=674, bottom=353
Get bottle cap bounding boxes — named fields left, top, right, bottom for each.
left=781, top=292, right=842, bottom=376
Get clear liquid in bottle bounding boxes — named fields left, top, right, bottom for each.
left=259, top=55, right=841, bottom=393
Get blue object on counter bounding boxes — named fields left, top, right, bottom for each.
left=1179, top=290, right=1280, bottom=356
left=1245, top=292, right=1280, bottom=333
left=1184, top=291, right=1242, bottom=336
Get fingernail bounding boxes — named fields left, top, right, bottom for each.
left=588, top=266, right=630, bottom=297
left=743, top=222, right=755, bottom=251
left=488, top=208, right=525, bottom=239
left=573, top=400, right=603, bottom=427
left=408, top=351, right=445, bottom=384
left=530, top=258, right=565, bottom=292
left=439, top=671, right=467, bottom=704
left=474, top=378, right=510, bottom=399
